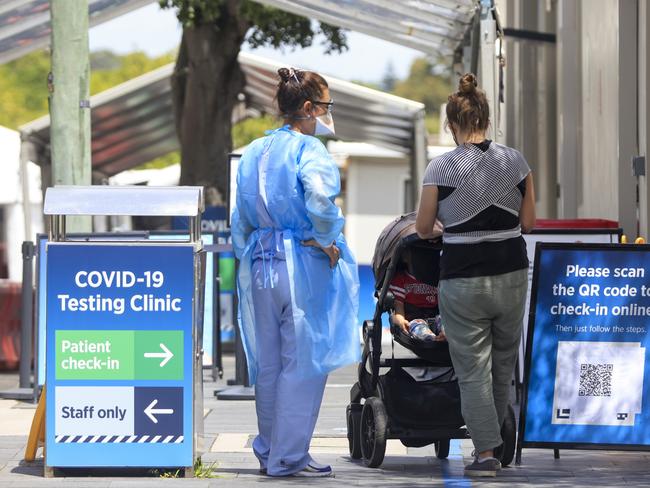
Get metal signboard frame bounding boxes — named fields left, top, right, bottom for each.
left=517, top=242, right=650, bottom=464
left=42, top=186, right=205, bottom=476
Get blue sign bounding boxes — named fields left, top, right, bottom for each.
left=134, top=387, right=184, bottom=437
left=46, top=244, right=194, bottom=467
left=358, top=264, right=376, bottom=325
left=522, top=243, right=650, bottom=448
left=172, top=205, right=227, bottom=233
left=148, top=233, right=224, bottom=365
left=36, top=233, right=226, bottom=386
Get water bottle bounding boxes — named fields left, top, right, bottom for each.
left=427, top=315, right=443, bottom=336
left=409, top=319, right=436, bottom=341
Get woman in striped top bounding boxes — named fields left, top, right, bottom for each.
left=415, top=73, right=536, bottom=477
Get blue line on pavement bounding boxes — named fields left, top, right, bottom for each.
left=441, top=439, right=472, bottom=487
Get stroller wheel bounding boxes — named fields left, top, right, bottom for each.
left=346, top=403, right=363, bottom=459
left=434, top=439, right=450, bottom=459
left=360, top=397, right=387, bottom=468
left=495, top=403, right=517, bottom=467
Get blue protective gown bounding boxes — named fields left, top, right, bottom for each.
left=231, top=125, right=360, bottom=475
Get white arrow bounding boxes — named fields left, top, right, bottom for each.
left=144, top=343, right=173, bottom=367
left=144, top=399, right=174, bottom=424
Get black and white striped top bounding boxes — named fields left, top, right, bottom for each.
left=423, top=141, right=530, bottom=279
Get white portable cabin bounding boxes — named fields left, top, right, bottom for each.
left=330, top=141, right=452, bottom=267
left=0, top=126, right=43, bottom=281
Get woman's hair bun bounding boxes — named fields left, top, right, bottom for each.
left=458, top=73, right=478, bottom=95
left=275, top=69, right=328, bottom=118
left=278, top=68, right=291, bottom=82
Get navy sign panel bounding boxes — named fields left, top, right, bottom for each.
left=134, top=387, right=183, bottom=437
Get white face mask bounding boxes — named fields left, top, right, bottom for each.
left=313, top=112, right=335, bottom=137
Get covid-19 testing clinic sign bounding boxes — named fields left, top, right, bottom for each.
left=45, top=244, right=194, bottom=468
left=520, top=243, right=650, bottom=453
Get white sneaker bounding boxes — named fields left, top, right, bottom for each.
left=291, top=462, right=334, bottom=477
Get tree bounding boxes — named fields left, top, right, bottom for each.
left=90, top=50, right=175, bottom=94
left=232, top=114, right=280, bottom=149
left=381, top=60, right=397, bottom=92
left=392, top=57, right=453, bottom=115
left=0, top=50, right=175, bottom=130
left=0, top=51, right=51, bottom=129
left=159, top=0, right=346, bottom=205
left=390, top=57, right=454, bottom=140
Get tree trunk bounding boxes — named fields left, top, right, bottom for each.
left=172, top=4, right=249, bottom=206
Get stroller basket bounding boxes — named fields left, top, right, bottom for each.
left=380, top=365, right=464, bottom=429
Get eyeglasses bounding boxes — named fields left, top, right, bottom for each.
left=311, top=100, right=334, bottom=114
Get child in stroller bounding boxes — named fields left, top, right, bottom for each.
left=388, top=246, right=446, bottom=342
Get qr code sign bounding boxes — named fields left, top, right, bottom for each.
left=578, top=363, right=613, bottom=397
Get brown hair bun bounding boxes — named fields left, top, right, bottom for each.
left=275, top=68, right=328, bottom=118
left=458, top=73, right=478, bottom=95
left=445, top=72, right=489, bottom=135
left=277, top=68, right=292, bottom=82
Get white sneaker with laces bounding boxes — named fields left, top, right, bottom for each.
left=290, top=462, right=334, bottom=477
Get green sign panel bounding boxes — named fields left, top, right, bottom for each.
left=56, top=330, right=183, bottom=380
left=135, top=330, right=183, bottom=379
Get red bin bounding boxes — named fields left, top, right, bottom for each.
left=0, top=281, right=21, bottom=370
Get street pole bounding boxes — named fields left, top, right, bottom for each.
left=0, top=242, right=36, bottom=401
left=50, top=0, right=92, bottom=232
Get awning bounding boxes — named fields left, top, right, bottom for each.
left=20, top=62, right=177, bottom=177
left=252, top=0, right=476, bottom=56
left=0, top=0, right=153, bottom=64
left=241, top=52, right=425, bottom=154
left=1, top=1, right=476, bottom=65
left=20, top=51, right=426, bottom=177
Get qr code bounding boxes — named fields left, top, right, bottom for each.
left=578, top=363, right=613, bottom=397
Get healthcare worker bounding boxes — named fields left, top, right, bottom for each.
left=231, top=67, right=360, bottom=478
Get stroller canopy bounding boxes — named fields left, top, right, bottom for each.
left=372, top=212, right=444, bottom=291
left=372, top=213, right=417, bottom=290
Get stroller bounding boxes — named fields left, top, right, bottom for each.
left=346, top=213, right=517, bottom=468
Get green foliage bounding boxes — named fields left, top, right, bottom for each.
left=159, top=0, right=225, bottom=26
left=425, top=114, right=440, bottom=136
left=135, top=111, right=280, bottom=170
left=136, top=115, right=283, bottom=171
left=233, top=114, right=281, bottom=149
left=152, top=457, right=217, bottom=478
left=193, top=457, right=218, bottom=478
left=160, top=0, right=347, bottom=54
left=0, top=50, right=51, bottom=129
left=158, top=468, right=181, bottom=478
left=315, top=22, right=348, bottom=55
left=134, top=115, right=284, bottom=171
left=392, top=57, right=453, bottom=115
left=90, top=50, right=175, bottom=95
left=381, top=61, right=397, bottom=92
left=350, top=80, right=381, bottom=90
left=138, top=150, right=180, bottom=170
left=90, top=50, right=122, bottom=70
left=0, top=50, right=175, bottom=130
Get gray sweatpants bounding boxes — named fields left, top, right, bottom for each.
left=438, top=268, right=528, bottom=453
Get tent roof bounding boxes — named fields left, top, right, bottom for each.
left=0, top=0, right=153, bottom=64
left=253, top=0, right=476, bottom=56
left=0, top=1, right=476, bottom=65
left=20, top=51, right=425, bottom=176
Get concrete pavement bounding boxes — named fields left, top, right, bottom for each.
left=1, top=357, right=650, bottom=486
